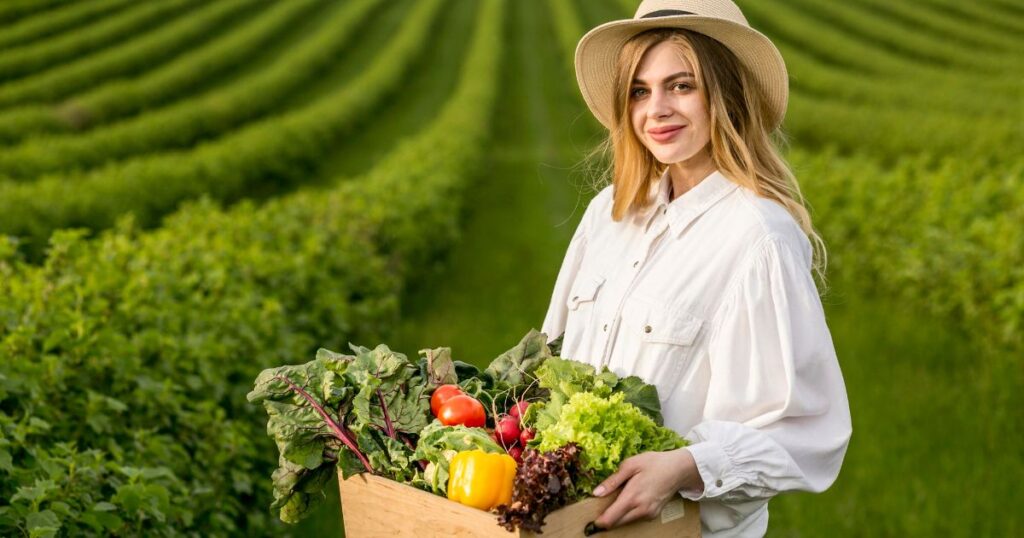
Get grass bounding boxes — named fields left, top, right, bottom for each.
left=770, top=281, right=1022, bottom=536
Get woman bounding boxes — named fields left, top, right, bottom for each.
left=540, top=1, right=852, bottom=536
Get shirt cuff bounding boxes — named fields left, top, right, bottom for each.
left=679, top=441, right=733, bottom=501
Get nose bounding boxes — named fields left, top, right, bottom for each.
left=646, top=87, right=672, bottom=119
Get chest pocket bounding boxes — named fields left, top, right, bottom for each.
left=563, top=273, right=605, bottom=354
left=566, top=272, right=605, bottom=311
left=627, top=300, right=704, bottom=403
left=642, top=306, right=702, bottom=347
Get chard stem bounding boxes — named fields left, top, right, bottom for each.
left=273, top=375, right=374, bottom=474
left=377, top=388, right=396, bottom=439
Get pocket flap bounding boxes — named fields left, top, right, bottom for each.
left=642, top=306, right=702, bottom=346
left=566, top=273, right=605, bottom=310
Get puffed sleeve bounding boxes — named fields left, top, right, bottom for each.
left=679, top=234, right=852, bottom=508
left=540, top=209, right=589, bottom=344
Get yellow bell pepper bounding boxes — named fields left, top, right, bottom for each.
left=446, top=449, right=517, bottom=511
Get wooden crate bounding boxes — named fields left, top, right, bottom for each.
left=338, top=471, right=701, bottom=537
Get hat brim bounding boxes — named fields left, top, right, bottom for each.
left=575, top=15, right=789, bottom=131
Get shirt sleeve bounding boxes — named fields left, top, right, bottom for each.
left=540, top=209, right=589, bottom=344
left=678, top=234, right=852, bottom=505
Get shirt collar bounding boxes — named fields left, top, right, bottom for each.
left=634, top=168, right=739, bottom=236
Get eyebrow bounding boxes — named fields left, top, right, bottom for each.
left=632, top=71, right=695, bottom=85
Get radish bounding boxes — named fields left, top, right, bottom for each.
left=508, top=400, right=530, bottom=420
left=494, top=414, right=521, bottom=447
left=519, top=428, right=535, bottom=447
left=508, top=445, right=524, bottom=464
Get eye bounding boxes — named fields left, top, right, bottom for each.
left=629, top=87, right=648, bottom=99
left=673, top=82, right=693, bottom=91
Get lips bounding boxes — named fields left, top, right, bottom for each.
left=647, top=125, right=685, bottom=142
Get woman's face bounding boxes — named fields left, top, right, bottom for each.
left=629, top=40, right=712, bottom=166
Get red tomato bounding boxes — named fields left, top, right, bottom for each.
left=438, top=394, right=486, bottom=428
left=430, top=384, right=464, bottom=417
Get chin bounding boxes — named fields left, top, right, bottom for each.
left=651, top=149, right=689, bottom=164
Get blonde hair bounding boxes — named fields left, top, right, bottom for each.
left=587, top=28, right=827, bottom=287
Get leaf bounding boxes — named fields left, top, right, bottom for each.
left=11, top=480, right=57, bottom=504
left=419, top=346, right=458, bottom=386
left=25, top=510, right=60, bottom=538
left=0, top=448, right=12, bottom=472
left=81, top=510, right=123, bottom=532
left=263, top=400, right=334, bottom=470
left=347, top=344, right=430, bottom=437
left=270, top=461, right=335, bottom=524
left=411, top=420, right=504, bottom=494
left=91, top=502, right=117, bottom=512
left=547, top=333, right=564, bottom=356
left=484, top=329, right=551, bottom=387
left=535, top=357, right=600, bottom=398
left=612, top=375, right=664, bottom=425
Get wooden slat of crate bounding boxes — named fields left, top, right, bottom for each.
left=339, top=472, right=701, bottom=537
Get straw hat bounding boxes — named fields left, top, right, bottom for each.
left=575, top=0, right=788, bottom=131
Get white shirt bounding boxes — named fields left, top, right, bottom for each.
left=541, top=168, right=852, bottom=537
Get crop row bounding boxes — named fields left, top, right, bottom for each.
left=925, top=0, right=1024, bottom=37
left=0, top=0, right=204, bottom=83
left=0, top=0, right=380, bottom=180
left=777, top=37, right=1020, bottom=118
left=547, top=0, right=586, bottom=76
left=785, top=0, right=1019, bottom=74
left=854, top=0, right=1024, bottom=53
left=785, top=92, right=1022, bottom=163
left=0, top=0, right=440, bottom=256
left=0, top=0, right=260, bottom=110
left=795, top=147, right=1024, bottom=362
left=0, top=0, right=136, bottom=51
left=736, top=0, right=1022, bottom=97
left=0, top=0, right=320, bottom=143
left=0, top=0, right=502, bottom=535
left=0, top=0, right=69, bottom=25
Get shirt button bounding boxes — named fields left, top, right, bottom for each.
left=662, top=208, right=667, bottom=215
left=572, top=295, right=579, bottom=302
left=602, top=324, right=608, bottom=332
left=715, top=479, right=723, bottom=488
left=644, top=325, right=652, bottom=333
left=632, top=260, right=639, bottom=268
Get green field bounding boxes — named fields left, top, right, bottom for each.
left=0, top=0, right=1021, bottom=536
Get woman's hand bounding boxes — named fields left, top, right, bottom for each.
left=591, top=447, right=703, bottom=530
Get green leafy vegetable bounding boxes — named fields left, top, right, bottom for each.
left=248, top=343, right=443, bottom=523
left=533, top=357, right=664, bottom=425
left=531, top=391, right=687, bottom=495
left=411, top=420, right=504, bottom=494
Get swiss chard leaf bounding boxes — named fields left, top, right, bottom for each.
left=484, top=329, right=551, bottom=387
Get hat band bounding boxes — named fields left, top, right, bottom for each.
left=640, top=9, right=694, bottom=18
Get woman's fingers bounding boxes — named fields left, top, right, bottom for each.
left=592, top=490, right=633, bottom=529
left=618, top=506, right=655, bottom=527
left=592, top=457, right=638, bottom=497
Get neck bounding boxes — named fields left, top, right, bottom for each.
left=667, top=148, right=716, bottom=201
